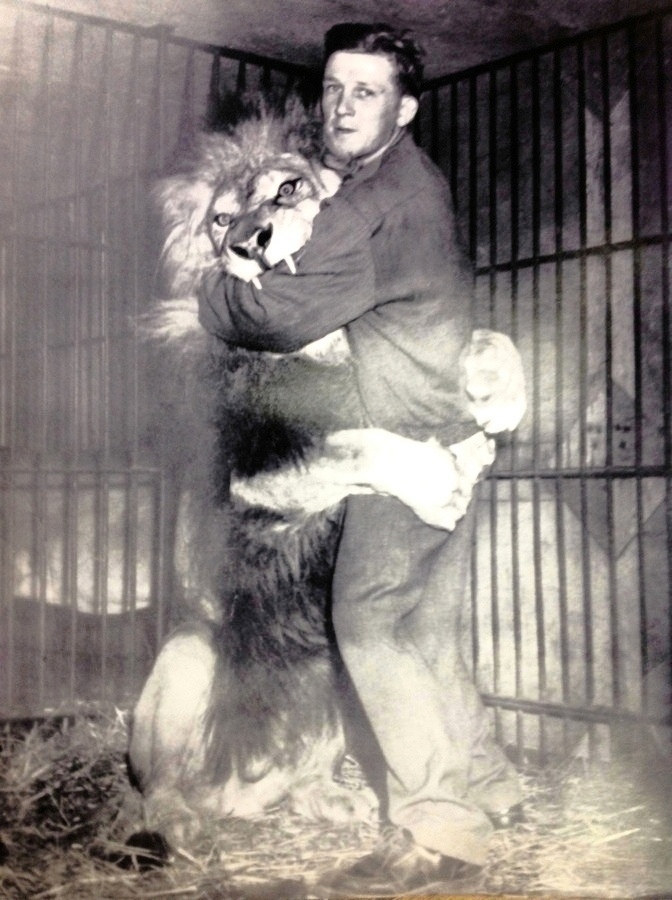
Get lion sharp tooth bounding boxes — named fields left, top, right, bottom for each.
left=284, top=255, right=297, bottom=275
left=252, top=276, right=262, bottom=290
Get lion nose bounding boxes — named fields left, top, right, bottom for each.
left=230, top=222, right=273, bottom=259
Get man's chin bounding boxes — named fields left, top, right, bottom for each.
left=324, top=134, right=360, bottom=161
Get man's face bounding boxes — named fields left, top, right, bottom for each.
left=321, top=51, right=418, bottom=162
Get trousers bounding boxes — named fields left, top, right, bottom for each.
left=331, top=492, right=521, bottom=866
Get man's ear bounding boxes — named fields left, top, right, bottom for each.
left=397, top=95, right=419, bottom=128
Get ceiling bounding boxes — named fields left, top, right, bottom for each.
left=18, top=0, right=672, bottom=79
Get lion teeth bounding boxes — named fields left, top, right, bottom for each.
left=252, top=276, right=263, bottom=290
left=284, top=255, right=297, bottom=275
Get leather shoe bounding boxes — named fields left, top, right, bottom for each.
left=317, top=825, right=483, bottom=896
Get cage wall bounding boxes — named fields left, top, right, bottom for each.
left=417, top=8, right=672, bottom=762
left=0, top=0, right=306, bottom=716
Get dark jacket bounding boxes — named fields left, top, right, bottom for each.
left=198, top=130, right=475, bottom=442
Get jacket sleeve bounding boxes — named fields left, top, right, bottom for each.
left=197, top=194, right=379, bottom=353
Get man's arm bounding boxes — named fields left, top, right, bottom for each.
left=198, top=195, right=378, bottom=353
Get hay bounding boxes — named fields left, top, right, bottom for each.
left=1, top=706, right=671, bottom=899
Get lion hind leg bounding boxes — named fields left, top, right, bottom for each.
left=129, top=627, right=215, bottom=786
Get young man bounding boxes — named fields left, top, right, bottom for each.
left=198, top=23, right=522, bottom=894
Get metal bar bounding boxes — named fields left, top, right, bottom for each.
left=530, top=52, right=548, bottom=761
left=552, top=47, right=571, bottom=755
left=3, top=462, right=163, bottom=476
left=65, top=467, right=78, bottom=701
left=206, top=50, right=221, bottom=130
left=38, top=15, right=53, bottom=457
left=153, top=472, right=168, bottom=649
left=129, top=32, right=142, bottom=462
left=507, top=60, right=525, bottom=761
left=123, top=30, right=144, bottom=685
left=482, top=693, right=671, bottom=726
left=429, top=87, right=439, bottom=167
left=468, top=74, right=478, bottom=261
left=35, top=12, right=55, bottom=709
left=449, top=82, right=458, bottom=207
left=489, top=464, right=672, bottom=480
left=487, top=68, right=498, bottom=321
left=473, top=232, right=672, bottom=276
left=488, top=479, right=503, bottom=745
left=0, top=9, right=25, bottom=711
left=656, top=14, right=672, bottom=722
left=627, top=23, right=650, bottom=711
left=600, top=32, right=621, bottom=710
left=98, top=23, right=114, bottom=686
left=486, top=70, right=502, bottom=743
left=467, top=75, right=480, bottom=681
left=576, top=40, right=597, bottom=758
left=236, top=60, right=247, bottom=94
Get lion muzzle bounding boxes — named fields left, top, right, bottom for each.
left=228, top=215, right=274, bottom=263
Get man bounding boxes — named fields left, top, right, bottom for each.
left=198, top=23, right=522, bottom=894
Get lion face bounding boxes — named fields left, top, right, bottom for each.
left=208, top=159, right=338, bottom=284
left=155, top=113, right=340, bottom=298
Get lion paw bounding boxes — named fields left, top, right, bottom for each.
left=459, top=329, right=527, bottom=434
left=290, top=780, right=378, bottom=824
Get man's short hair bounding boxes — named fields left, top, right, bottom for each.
left=323, top=23, right=424, bottom=99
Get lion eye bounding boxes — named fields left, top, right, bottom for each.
left=212, top=212, right=231, bottom=228
left=276, top=177, right=302, bottom=200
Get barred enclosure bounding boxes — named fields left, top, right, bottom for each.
left=0, top=0, right=670, bottom=764
left=0, top=0, right=306, bottom=714
left=416, top=8, right=672, bottom=762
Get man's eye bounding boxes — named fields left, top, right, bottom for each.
left=354, top=87, right=375, bottom=99
left=212, top=212, right=231, bottom=228
left=276, top=178, right=302, bottom=200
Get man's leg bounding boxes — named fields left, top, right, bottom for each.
left=331, top=494, right=505, bottom=867
left=401, top=495, right=522, bottom=821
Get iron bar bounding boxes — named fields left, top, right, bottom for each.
left=656, top=15, right=672, bottom=726
left=627, top=23, right=650, bottom=713
left=600, top=32, right=621, bottom=711
left=508, top=60, right=525, bottom=761
left=552, top=45, right=572, bottom=755
left=482, top=693, right=671, bottom=726
left=530, top=51, right=548, bottom=761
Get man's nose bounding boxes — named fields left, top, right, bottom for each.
left=335, top=91, right=355, bottom=116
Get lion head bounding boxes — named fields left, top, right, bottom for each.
left=155, top=106, right=340, bottom=298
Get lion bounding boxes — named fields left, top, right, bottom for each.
left=128, top=99, right=526, bottom=849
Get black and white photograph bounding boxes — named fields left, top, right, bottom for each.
left=0, top=1, right=671, bottom=897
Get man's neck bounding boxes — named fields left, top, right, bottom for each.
left=323, top=127, right=406, bottom=177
